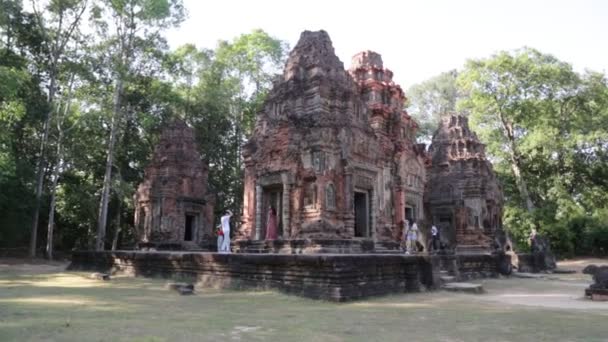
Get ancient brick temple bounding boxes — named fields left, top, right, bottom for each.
left=425, top=114, right=503, bottom=252
left=238, top=30, right=426, bottom=243
left=134, top=120, right=214, bottom=249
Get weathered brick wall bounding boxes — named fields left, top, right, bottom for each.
left=430, top=253, right=510, bottom=280
left=70, top=251, right=430, bottom=301
left=516, top=253, right=555, bottom=273
left=231, top=239, right=401, bottom=254
left=69, top=251, right=510, bottom=301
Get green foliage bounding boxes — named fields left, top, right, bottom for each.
left=0, top=46, right=48, bottom=247
left=405, top=47, right=608, bottom=257
left=169, top=30, right=288, bottom=220
left=406, top=70, right=460, bottom=139
left=455, top=48, right=608, bottom=256
left=502, top=205, right=535, bottom=251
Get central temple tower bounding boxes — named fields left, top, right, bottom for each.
left=238, top=30, right=426, bottom=244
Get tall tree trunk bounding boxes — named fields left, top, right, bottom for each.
left=498, top=110, right=535, bottom=212
left=46, top=74, right=75, bottom=260
left=28, top=0, right=87, bottom=258
left=46, top=157, right=61, bottom=260
left=96, top=79, right=123, bottom=251
left=111, top=169, right=123, bottom=251
left=508, top=148, right=535, bottom=212
left=29, top=74, right=57, bottom=258
left=111, top=200, right=122, bottom=251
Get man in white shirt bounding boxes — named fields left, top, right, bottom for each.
left=220, top=210, right=233, bottom=253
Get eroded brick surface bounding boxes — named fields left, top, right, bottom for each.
left=134, top=120, right=214, bottom=249
left=239, top=31, right=426, bottom=243
left=425, top=115, right=504, bottom=252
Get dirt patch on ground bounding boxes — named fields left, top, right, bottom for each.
left=469, top=257, right=608, bottom=311
left=557, top=257, right=608, bottom=272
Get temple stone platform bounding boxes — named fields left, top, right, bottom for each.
left=69, top=250, right=511, bottom=301
left=232, top=239, right=401, bottom=254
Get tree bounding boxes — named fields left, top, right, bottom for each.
left=207, top=30, right=287, bottom=214
left=458, top=48, right=561, bottom=212
left=1, top=1, right=49, bottom=250
left=458, top=48, right=608, bottom=255
left=165, top=31, right=288, bottom=219
left=406, top=70, right=461, bottom=140
left=26, top=0, right=89, bottom=257
left=90, top=0, right=185, bottom=251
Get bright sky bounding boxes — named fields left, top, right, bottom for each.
left=166, top=0, right=608, bottom=88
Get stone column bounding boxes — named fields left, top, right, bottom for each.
left=343, top=167, right=355, bottom=236
left=282, top=182, right=291, bottom=238
left=370, top=188, right=377, bottom=242
left=344, top=169, right=353, bottom=211
left=255, top=184, right=263, bottom=240
left=393, top=179, right=404, bottom=240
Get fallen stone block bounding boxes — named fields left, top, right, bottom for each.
left=440, top=275, right=456, bottom=283
left=89, top=273, right=110, bottom=281
left=442, top=282, right=484, bottom=294
left=168, top=282, right=195, bottom=295
left=511, top=272, right=546, bottom=279
left=585, top=288, right=608, bottom=301
left=552, top=268, right=576, bottom=274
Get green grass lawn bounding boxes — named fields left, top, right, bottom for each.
left=1, top=261, right=607, bottom=342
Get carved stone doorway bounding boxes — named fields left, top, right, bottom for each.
left=405, top=206, right=414, bottom=223
left=184, top=214, right=196, bottom=241
left=438, top=213, right=454, bottom=247
left=262, top=186, right=283, bottom=238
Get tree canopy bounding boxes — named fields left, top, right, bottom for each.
left=0, top=1, right=287, bottom=255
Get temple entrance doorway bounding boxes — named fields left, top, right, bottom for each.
left=184, top=214, right=195, bottom=241
left=405, top=206, right=415, bottom=223
left=354, top=191, right=370, bottom=237
left=262, top=186, right=283, bottom=238
left=438, top=214, right=454, bottom=247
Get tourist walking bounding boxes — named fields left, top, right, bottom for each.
left=431, top=225, right=439, bottom=252
left=220, top=210, right=233, bottom=253
left=407, top=221, right=419, bottom=254
left=529, top=228, right=538, bottom=252
left=401, top=220, right=409, bottom=254
left=216, top=224, right=224, bottom=252
left=265, top=206, right=278, bottom=240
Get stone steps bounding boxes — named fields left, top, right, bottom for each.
left=233, top=241, right=402, bottom=254
left=373, top=245, right=402, bottom=254
left=511, top=272, right=546, bottom=279
left=455, top=245, right=491, bottom=254
left=440, top=275, right=456, bottom=283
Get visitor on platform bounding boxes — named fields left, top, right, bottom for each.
left=401, top=220, right=409, bottom=254
left=529, top=228, right=538, bottom=252
left=216, top=224, right=224, bottom=252
left=265, top=206, right=278, bottom=240
left=407, top=221, right=419, bottom=254
left=220, top=210, right=233, bottom=253
left=431, top=225, right=439, bottom=252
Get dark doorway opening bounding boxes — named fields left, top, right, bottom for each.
left=405, top=206, right=414, bottom=223
left=184, top=214, right=195, bottom=241
left=354, top=191, right=369, bottom=237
